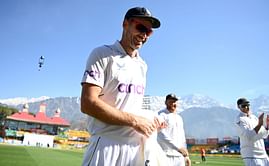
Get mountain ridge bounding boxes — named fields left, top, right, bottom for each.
left=1, top=94, right=269, bottom=139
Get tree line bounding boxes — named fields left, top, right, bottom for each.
left=0, top=105, right=18, bottom=124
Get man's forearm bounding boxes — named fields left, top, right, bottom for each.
left=81, top=95, right=136, bottom=127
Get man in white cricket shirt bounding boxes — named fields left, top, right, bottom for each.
left=80, top=7, right=163, bottom=166
left=157, top=94, right=191, bottom=166
left=236, top=97, right=269, bottom=166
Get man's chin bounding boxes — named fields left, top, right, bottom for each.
left=133, top=44, right=142, bottom=50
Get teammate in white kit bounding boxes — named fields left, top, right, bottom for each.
left=80, top=7, right=162, bottom=166
left=236, top=98, right=269, bottom=166
left=157, top=94, right=191, bottom=166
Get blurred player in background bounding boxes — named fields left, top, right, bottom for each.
left=157, top=93, right=191, bottom=166
left=200, top=148, right=206, bottom=162
left=236, top=98, right=269, bottom=166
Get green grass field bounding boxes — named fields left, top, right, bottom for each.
left=0, top=144, right=244, bottom=166
left=190, top=154, right=244, bottom=166
left=0, top=144, right=84, bottom=166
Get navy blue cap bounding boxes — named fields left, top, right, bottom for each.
left=124, top=7, right=161, bottom=28
left=237, top=98, right=250, bottom=106
left=166, top=93, right=178, bottom=101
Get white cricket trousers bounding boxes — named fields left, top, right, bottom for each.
left=82, top=135, right=142, bottom=166
left=166, top=155, right=185, bottom=166
left=243, top=158, right=269, bottom=166
left=82, top=134, right=168, bottom=166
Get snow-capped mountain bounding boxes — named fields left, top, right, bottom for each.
left=148, top=94, right=223, bottom=112
left=180, top=94, right=222, bottom=109
left=147, top=96, right=166, bottom=112
left=0, top=96, right=50, bottom=106
left=250, top=95, right=269, bottom=113
left=181, top=107, right=238, bottom=138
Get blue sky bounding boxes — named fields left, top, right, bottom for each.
left=0, top=0, right=268, bottom=105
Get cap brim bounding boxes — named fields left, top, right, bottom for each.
left=242, top=102, right=250, bottom=105
left=167, top=97, right=178, bottom=101
left=131, top=15, right=161, bottom=28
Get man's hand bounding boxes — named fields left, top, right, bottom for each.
left=185, top=156, right=191, bottom=166
left=258, top=113, right=264, bottom=126
left=178, top=148, right=189, bottom=157
left=254, top=113, right=264, bottom=133
left=154, top=117, right=167, bottom=132
left=266, top=114, right=269, bottom=130
left=132, top=115, right=157, bottom=138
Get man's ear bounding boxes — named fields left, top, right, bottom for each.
left=165, top=100, right=168, bottom=105
left=123, top=19, right=128, bottom=28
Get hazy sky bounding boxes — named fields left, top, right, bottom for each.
left=1, top=0, right=268, bottom=105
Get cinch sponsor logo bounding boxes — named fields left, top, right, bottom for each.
left=84, top=70, right=101, bottom=79
left=118, top=83, right=144, bottom=94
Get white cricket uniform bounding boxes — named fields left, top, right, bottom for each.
left=81, top=41, right=148, bottom=166
left=157, top=109, right=187, bottom=166
left=236, top=111, right=269, bottom=166
left=137, top=110, right=168, bottom=166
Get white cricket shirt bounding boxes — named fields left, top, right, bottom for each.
left=236, top=111, right=269, bottom=159
left=157, top=109, right=187, bottom=156
left=81, top=41, right=147, bottom=138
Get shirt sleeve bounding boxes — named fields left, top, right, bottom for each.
left=257, top=126, right=269, bottom=139
left=157, top=127, right=179, bottom=151
left=81, top=47, right=108, bottom=88
left=178, top=116, right=187, bottom=148
left=236, top=116, right=269, bottom=141
left=157, top=113, right=185, bottom=151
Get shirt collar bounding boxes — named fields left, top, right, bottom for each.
left=114, top=40, right=140, bottom=58
left=240, top=111, right=251, bottom=117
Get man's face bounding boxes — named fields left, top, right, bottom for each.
left=124, top=18, right=153, bottom=50
left=166, top=99, right=178, bottom=113
left=238, top=104, right=250, bottom=114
